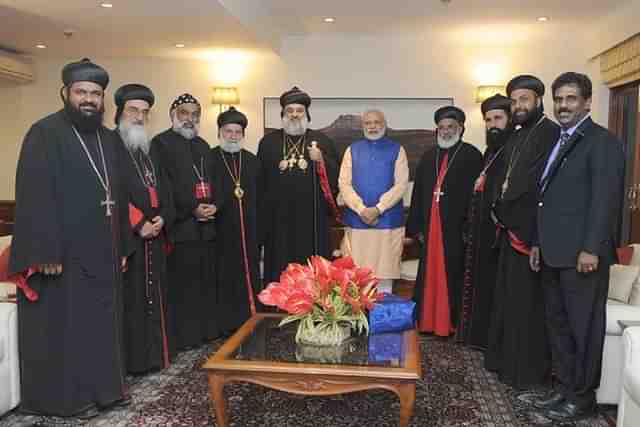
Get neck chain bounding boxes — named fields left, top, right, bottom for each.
left=128, top=148, right=156, bottom=188
left=434, top=143, right=463, bottom=186
left=220, top=150, right=245, bottom=199
left=72, top=127, right=114, bottom=217
left=192, top=156, right=206, bottom=183
left=501, top=115, right=546, bottom=196
left=279, top=133, right=308, bottom=172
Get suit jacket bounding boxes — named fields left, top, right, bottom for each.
left=535, top=117, right=625, bottom=268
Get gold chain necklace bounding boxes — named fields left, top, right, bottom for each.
left=220, top=150, right=244, bottom=199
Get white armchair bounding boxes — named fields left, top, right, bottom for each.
left=617, top=326, right=640, bottom=427
left=0, top=235, right=19, bottom=416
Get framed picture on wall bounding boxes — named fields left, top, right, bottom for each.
left=263, top=97, right=454, bottom=181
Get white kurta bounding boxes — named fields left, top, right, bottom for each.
left=338, top=145, right=409, bottom=279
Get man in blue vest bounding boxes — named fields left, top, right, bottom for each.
left=339, top=110, right=409, bottom=293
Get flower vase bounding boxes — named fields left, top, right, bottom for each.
left=295, top=320, right=352, bottom=347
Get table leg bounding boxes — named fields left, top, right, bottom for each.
left=208, top=374, right=228, bottom=427
left=397, top=383, right=416, bottom=427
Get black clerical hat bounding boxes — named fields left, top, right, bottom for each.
left=434, top=105, right=466, bottom=125
left=217, top=107, right=248, bottom=130
left=170, top=93, right=200, bottom=112
left=506, top=74, right=545, bottom=97
left=481, top=94, right=512, bottom=116
left=114, top=84, right=155, bottom=108
left=280, top=86, right=311, bottom=108
left=62, top=58, right=109, bottom=89
left=114, top=84, right=155, bottom=124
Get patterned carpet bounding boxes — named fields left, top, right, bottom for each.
left=0, top=335, right=615, bottom=427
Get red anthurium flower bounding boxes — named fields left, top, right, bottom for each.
left=332, top=256, right=355, bottom=270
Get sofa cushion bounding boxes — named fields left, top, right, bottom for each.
left=609, top=264, right=639, bottom=303
left=606, top=300, right=640, bottom=335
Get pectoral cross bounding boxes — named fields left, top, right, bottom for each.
left=101, top=193, right=115, bottom=217
left=434, top=187, right=444, bottom=203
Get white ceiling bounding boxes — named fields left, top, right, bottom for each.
left=0, top=0, right=631, bottom=59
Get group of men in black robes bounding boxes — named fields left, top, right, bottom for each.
left=8, top=59, right=341, bottom=420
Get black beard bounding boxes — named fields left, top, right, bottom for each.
left=486, top=126, right=513, bottom=150
left=64, top=100, right=104, bottom=132
left=512, top=104, right=543, bottom=127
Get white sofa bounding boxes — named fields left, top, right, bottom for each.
left=399, top=243, right=640, bottom=405
left=0, top=235, right=20, bottom=416
left=617, top=326, right=640, bottom=426
left=597, top=244, right=640, bottom=404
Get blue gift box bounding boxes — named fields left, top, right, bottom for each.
left=369, top=293, right=415, bottom=335
left=368, top=332, right=403, bottom=365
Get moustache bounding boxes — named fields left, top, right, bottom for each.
left=488, top=127, right=501, bottom=134
left=80, top=102, right=98, bottom=110
left=558, top=109, right=570, bottom=114
left=182, top=122, right=194, bottom=128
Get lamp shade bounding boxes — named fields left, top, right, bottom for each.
left=212, top=87, right=239, bottom=105
left=475, top=85, right=505, bottom=103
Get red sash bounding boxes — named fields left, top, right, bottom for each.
left=420, top=152, right=452, bottom=336
left=316, top=160, right=341, bottom=224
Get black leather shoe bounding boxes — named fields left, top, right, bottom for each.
left=76, top=405, right=100, bottom=420
left=533, top=391, right=565, bottom=410
left=545, top=400, right=595, bottom=421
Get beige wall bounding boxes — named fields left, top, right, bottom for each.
left=0, top=24, right=609, bottom=199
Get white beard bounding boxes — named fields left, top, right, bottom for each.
left=172, top=119, right=200, bottom=140
left=282, top=116, right=308, bottom=136
left=118, top=122, right=150, bottom=154
left=437, top=131, right=461, bottom=149
left=219, top=136, right=242, bottom=153
left=364, top=127, right=386, bottom=141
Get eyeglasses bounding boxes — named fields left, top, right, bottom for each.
left=124, top=106, right=150, bottom=119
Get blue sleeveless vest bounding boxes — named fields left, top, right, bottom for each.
left=343, top=138, right=404, bottom=229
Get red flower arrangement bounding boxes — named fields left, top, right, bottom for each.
left=258, top=256, right=381, bottom=345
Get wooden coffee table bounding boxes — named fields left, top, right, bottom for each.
left=203, top=313, right=421, bottom=427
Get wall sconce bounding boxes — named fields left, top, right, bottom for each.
left=211, top=86, right=240, bottom=112
left=475, top=85, right=506, bottom=103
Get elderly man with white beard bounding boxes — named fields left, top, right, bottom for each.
left=209, top=107, right=262, bottom=334
left=257, top=86, right=339, bottom=284
left=113, top=84, right=176, bottom=373
left=151, top=93, right=220, bottom=352
left=339, top=110, right=408, bottom=294
left=407, top=106, right=483, bottom=336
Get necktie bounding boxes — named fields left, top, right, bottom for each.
left=541, top=131, right=570, bottom=182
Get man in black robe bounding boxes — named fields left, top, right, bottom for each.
left=457, top=94, right=513, bottom=349
left=407, top=106, right=483, bottom=337
left=210, top=107, right=262, bottom=333
left=114, top=84, right=175, bottom=373
left=9, top=59, right=132, bottom=419
left=485, top=75, right=559, bottom=389
left=152, top=94, right=219, bottom=351
left=257, top=87, right=339, bottom=283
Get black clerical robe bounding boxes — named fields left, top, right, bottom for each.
left=457, top=139, right=508, bottom=349
left=485, top=114, right=559, bottom=388
left=210, top=147, right=261, bottom=332
left=117, top=132, right=175, bottom=374
left=152, top=129, right=219, bottom=350
left=257, top=129, right=338, bottom=284
left=407, top=141, right=483, bottom=334
left=9, top=110, right=132, bottom=417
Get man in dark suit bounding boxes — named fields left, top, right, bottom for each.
left=531, top=72, right=625, bottom=421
